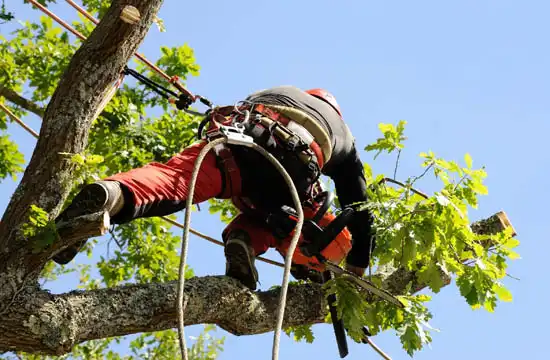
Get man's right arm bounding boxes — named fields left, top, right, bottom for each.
left=323, top=142, right=375, bottom=272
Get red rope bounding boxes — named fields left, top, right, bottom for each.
left=27, top=0, right=86, bottom=41
left=64, top=0, right=195, bottom=100
left=28, top=0, right=197, bottom=101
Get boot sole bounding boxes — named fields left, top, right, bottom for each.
left=53, top=183, right=109, bottom=265
left=56, top=183, right=109, bottom=223
left=225, top=239, right=258, bottom=290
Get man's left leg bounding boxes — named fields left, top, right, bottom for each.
left=222, top=213, right=278, bottom=290
left=54, top=140, right=233, bottom=264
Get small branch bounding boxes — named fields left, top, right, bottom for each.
left=453, top=174, right=468, bottom=192
left=0, top=103, right=39, bottom=138
left=379, top=177, right=429, bottom=199
left=411, top=162, right=434, bottom=186
left=0, top=85, right=45, bottom=117
left=393, top=149, right=401, bottom=179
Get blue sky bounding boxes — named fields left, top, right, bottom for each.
left=1, top=0, right=548, bottom=359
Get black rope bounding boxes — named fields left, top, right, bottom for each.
left=123, top=67, right=179, bottom=100
left=122, top=66, right=210, bottom=113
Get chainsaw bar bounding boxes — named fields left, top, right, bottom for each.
left=324, top=261, right=404, bottom=308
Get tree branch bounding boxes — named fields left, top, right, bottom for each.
left=375, top=210, right=516, bottom=294
left=25, top=212, right=110, bottom=270
left=0, top=276, right=326, bottom=355
left=0, top=85, right=45, bottom=117
left=0, top=211, right=515, bottom=355
left=0, top=0, right=165, bottom=274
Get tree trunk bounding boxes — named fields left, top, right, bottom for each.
left=0, top=0, right=165, bottom=354
left=0, top=0, right=164, bottom=269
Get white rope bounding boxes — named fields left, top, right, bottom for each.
left=177, top=137, right=304, bottom=360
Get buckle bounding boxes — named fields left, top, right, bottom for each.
left=206, top=123, right=255, bottom=148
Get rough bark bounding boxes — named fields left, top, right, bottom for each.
left=0, top=0, right=164, bottom=268
left=0, top=85, right=45, bottom=117
left=0, top=277, right=325, bottom=355
left=0, top=0, right=165, bottom=354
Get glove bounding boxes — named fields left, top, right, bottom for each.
left=290, top=264, right=324, bottom=283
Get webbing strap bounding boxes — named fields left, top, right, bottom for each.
left=251, top=104, right=326, bottom=168
left=216, top=146, right=241, bottom=198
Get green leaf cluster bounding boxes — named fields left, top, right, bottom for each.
left=283, top=324, right=315, bottom=343
left=365, top=120, right=407, bottom=159
left=318, top=120, right=520, bottom=356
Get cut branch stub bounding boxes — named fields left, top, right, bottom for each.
left=471, top=210, right=517, bottom=238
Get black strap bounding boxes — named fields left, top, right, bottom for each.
left=122, top=66, right=199, bottom=111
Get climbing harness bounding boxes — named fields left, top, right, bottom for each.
left=14, top=2, right=400, bottom=359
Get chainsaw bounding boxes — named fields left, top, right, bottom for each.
left=265, top=190, right=403, bottom=358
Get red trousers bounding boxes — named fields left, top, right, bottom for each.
left=106, top=141, right=351, bottom=269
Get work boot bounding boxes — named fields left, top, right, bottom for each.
left=224, top=230, right=259, bottom=290
left=53, top=180, right=125, bottom=265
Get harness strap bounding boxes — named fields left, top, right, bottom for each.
left=251, top=104, right=330, bottom=168
left=216, top=146, right=241, bottom=198
left=203, top=104, right=330, bottom=170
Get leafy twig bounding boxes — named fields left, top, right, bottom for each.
left=393, top=149, right=401, bottom=179
left=453, top=174, right=468, bottom=192
left=411, top=161, right=434, bottom=186
left=379, top=177, right=429, bottom=199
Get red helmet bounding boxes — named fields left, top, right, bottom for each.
left=305, top=88, right=343, bottom=118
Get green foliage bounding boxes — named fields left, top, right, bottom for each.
left=317, top=120, right=520, bottom=356
left=323, top=277, right=371, bottom=342
left=0, top=0, right=13, bottom=23
left=0, top=133, right=24, bottom=180
left=365, top=120, right=407, bottom=159
left=97, top=217, right=195, bottom=287
left=129, top=325, right=224, bottom=359
left=284, top=324, right=315, bottom=343
left=21, top=204, right=50, bottom=238
left=208, top=199, right=239, bottom=224
left=20, top=204, right=59, bottom=252
left=13, top=326, right=224, bottom=360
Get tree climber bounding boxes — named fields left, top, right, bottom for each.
left=52, top=86, right=375, bottom=290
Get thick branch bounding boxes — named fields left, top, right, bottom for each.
left=0, top=85, right=45, bottom=117
left=0, top=0, right=165, bottom=272
left=0, top=276, right=326, bottom=355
